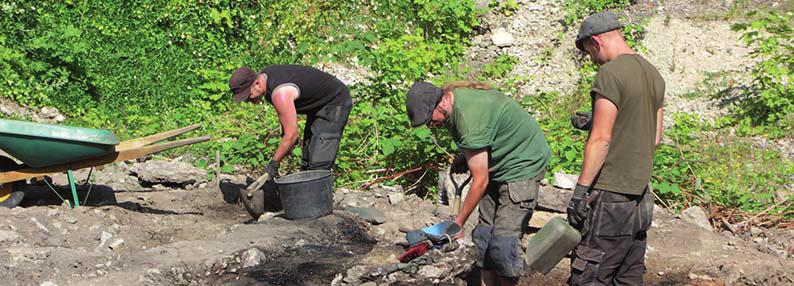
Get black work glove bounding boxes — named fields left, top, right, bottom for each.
left=247, top=160, right=280, bottom=193
left=450, top=152, right=468, bottom=174
left=571, top=111, right=593, bottom=131
left=264, top=159, right=280, bottom=178
left=567, top=184, right=591, bottom=230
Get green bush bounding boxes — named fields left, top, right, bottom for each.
left=652, top=113, right=793, bottom=216
left=729, top=11, right=793, bottom=137
left=0, top=0, right=482, bottom=192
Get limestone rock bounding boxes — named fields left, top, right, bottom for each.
left=130, top=160, right=207, bottom=187
left=681, top=206, right=713, bottom=231
left=552, top=172, right=578, bottom=190
left=491, top=28, right=515, bottom=47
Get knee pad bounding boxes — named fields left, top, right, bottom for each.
left=487, top=236, right=524, bottom=278
left=472, top=224, right=493, bottom=268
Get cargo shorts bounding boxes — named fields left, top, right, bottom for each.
left=300, top=89, right=352, bottom=171
left=472, top=171, right=543, bottom=278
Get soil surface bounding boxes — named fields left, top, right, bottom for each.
left=0, top=162, right=791, bottom=285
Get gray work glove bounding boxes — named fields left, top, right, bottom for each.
left=450, top=152, right=468, bottom=174
left=247, top=160, right=280, bottom=193
left=566, top=184, right=591, bottom=230
left=571, top=111, right=592, bottom=131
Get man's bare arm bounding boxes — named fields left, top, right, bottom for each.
left=270, top=86, right=300, bottom=162
left=577, top=95, right=617, bottom=186
left=454, top=148, right=489, bottom=228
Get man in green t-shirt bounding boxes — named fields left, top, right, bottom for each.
left=405, top=81, right=551, bottom=285
left=567, top=11, right=665, bottom=285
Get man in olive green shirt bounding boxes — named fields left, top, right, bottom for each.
left=567, top=11, right=665, bottom=286
left=406, top=81, right=551, bottom=286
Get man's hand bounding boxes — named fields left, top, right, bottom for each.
left=571, top=111, right=593, bottom=131
left=450, top=152, right=468, bottom=174
left=247, top=160, right=279, bottom=193
left=264, top=159, right=280, bottom=178
left=567, top=184, right=591, bottom=230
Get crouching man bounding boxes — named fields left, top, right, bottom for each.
left=405, top=81, right=551, bottom=285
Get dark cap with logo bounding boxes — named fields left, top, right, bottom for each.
left=405, top=82, right=443, bottom=128
left=575, top=11, right=624, bottom=51
left=229, top=67, right=258, bottom=103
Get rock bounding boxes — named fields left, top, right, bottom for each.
left=491, top=28, right=514, bottom=47
left=109, top=239, right=125, bottom=250
left=343, top=265, right=368, bottom=283
left=40, top=282, right=58, bottom=286
left=360, top=282, right=377, bottom=286
left=537, top=185, right=571, bottom=213
left=345, top=207, right=387, bottom=225
left=99, top=231, right=114, bottom=247
left=417, top=265, right=446, bottom=279
left=750, top=226, right=763, bottom=237
left=388, top=193, right=405, bottom=205
left=0, top=230, right=20, bottom=243
left=30, top=218, right=49, bottom=234
left=40, top=107, right=65, bottom=122
left=681, top=206, right=712, bottom=231
left=63, top=215, right=78, bottom=224
left=240, top=248, right=266, bottom=268
left=47, top=209, right=61, bottom=217
left=257, top=212, right=280, bottom=223
left=552, top=172, right=578, bottom=190
left=130, top=160, right=207, bottom=187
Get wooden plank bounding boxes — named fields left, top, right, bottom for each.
left=116, top=124, right=201, bottom=152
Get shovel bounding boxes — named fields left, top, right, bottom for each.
left=449, top=169, right=471, bottom=216
left=240, top=173, right=271, bottom=219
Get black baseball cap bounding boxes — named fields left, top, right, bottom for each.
left=405, top=82, right=443, bottom=128
left=229, top=67, right=257, bottom=103
left=575, top=11, right=624, bottom=51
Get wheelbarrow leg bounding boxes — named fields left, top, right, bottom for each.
left=67, top=169, right=79, bottom=208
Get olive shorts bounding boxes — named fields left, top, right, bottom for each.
left=473, top=172, right=543, bottom=278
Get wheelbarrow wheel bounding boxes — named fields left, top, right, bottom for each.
left=0, top=156, right=26, bottom=208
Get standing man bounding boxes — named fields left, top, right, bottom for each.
left=229, top=65, right=352, bottom=215
left=567, top=11, right=665, bottom=285
left=406, top=81, right=551, bottom=286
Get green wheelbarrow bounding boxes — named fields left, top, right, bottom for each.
left=0, top=119, right=210, bottom=208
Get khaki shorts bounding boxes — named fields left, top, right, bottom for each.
left=472, top=171, right=543, bottom=278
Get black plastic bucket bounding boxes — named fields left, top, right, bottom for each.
left=274, top=170, right=334, bottom=220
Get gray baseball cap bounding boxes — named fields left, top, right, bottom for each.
left=405, top=82, right=443, bottom=128
left=575, top=11, right=624, bottom=51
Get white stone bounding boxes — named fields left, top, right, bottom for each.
left=388, top=193, right=405, bottom=205
left=0, top=230, right=20, bottom=243
left=240, top=248, right=267, bottom=268
left=491, top=28, right=515, bottom=47
left=552, top=172, right=578, bottom=190
left=681, top=206, right=712, bottom=231
left=109, top=239, right=125, bottom=250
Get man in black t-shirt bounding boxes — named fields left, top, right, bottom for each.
left=228, top=65, right=352, bottom=192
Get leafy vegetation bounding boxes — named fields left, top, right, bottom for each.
left=0, top=0, right=790, bottom=219
left=728, top=11, right=793, bottom=137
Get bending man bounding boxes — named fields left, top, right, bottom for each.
left=405, top=81, right=551, bottom=285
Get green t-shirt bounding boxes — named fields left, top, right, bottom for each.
left=446, top=88, right=551, bottom=183
left=591, top=54, right=665, bottom=195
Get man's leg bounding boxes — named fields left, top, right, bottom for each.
left=614, top=190, right=653, bottom=286
left=487, top=178, right=538, bottom=285
left=302, top=93, right=352, bottom=170
left=475, top=184, right=499, bottom=286
left=569, top=190, right=642, bottom=286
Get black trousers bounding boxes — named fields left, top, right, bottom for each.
left=568, top=188, right=654, bottom=286
left=300, top=89, right=352, bottom=171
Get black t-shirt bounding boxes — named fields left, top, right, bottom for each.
left=262, top=65, right=348, bottom=114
